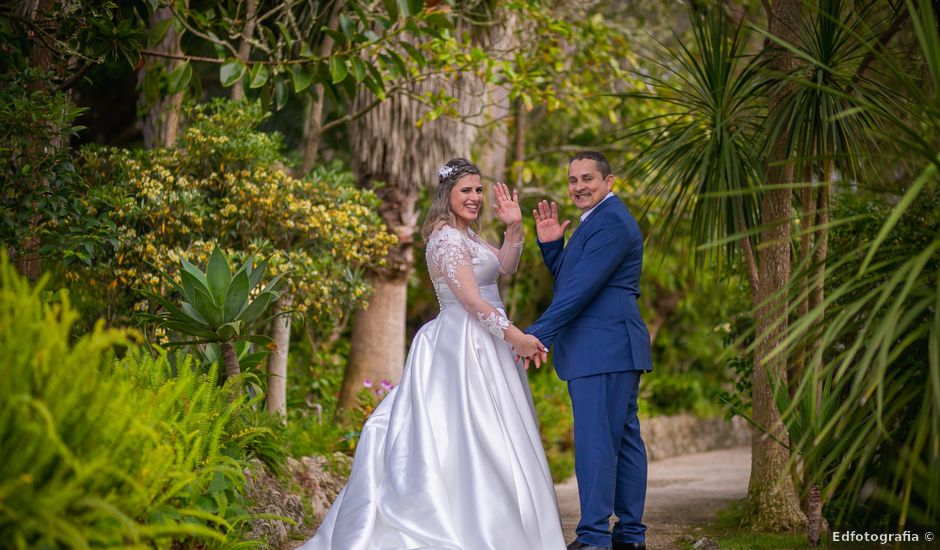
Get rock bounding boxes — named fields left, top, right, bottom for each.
left=243, top=454, right=349, bottom=548
left=290, top=454, right=350, bottom=526
left=692, top=536, right=719, bottom=550
left=243, top=459, right=306, bottom=548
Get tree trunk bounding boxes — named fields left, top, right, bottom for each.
left=748, top=172, right=805, bottom=531
left=745, top=0, right=806, bottom=531
left=299, top=85, right=327, bottom=174
left=803, top=162, right=830, bottom=544
left=299, top=1, right=344, bottom=175
left=476, top=92, right=511, bottom=185
left=647, top=288, right=684, bottom=344
left=266, top=294, right=292, bottom=417
left=513, top=100, right=527, bottom=187
left=810, top=163, right=830, bottom=326
left=221, top=340, right=241, bottom=380
left=475, top=8, right=518, bottom=186
left=791, top=167, right=815, bottom=397
left=21, top=0, right=55, bottom=78
left=339, top=277, right=408, bottom=409
left=140, top=5, right=184, bottom=149
left=338, top=176, right=417, bottom=412
left=805, top=483, right=823, bottom=545
left=230, top=0, right=258, bottom=101
left=14, top=0, right=57, bottom=281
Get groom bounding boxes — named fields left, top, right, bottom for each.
left=526, top=151, right=652, bottom=550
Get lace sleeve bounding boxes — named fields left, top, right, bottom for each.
left=427, top=226, right=513, bottom=340
left=480, top=230, right=524, bottom=275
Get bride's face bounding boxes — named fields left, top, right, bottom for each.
left=449, top=174, right=483, bottom=227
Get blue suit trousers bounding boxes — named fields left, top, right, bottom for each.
left=568, top=371, right=647, bottom=546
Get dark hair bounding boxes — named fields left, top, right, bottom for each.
left=421, top=158, right=482, bottom=239
left=569, top=150, right=612, bottom=178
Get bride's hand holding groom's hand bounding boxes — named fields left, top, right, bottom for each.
left=506, top=327, right=548, bottom=370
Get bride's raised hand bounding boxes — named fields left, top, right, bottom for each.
left=532, top=200, right=571, bottom=243
left=492, top=182, right=522, bottom=227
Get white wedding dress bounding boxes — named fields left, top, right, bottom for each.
left=300, top=225, right=565, bottom=550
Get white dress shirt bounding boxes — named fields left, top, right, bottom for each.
left=580, top=192, right=617, bottom=221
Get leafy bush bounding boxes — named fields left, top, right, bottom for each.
left=0, top=258, right=277, bottom=548
left=529, top=368, right=575, bottom=482
left=284, top=378, right=392, bottom=460
left=75, top=99, right=395, bottom=333
left=640, top=371, right=721, bottom=418
left=286, top=332, right=351, bottom=413
left=0, top=70, right=116, bottom=270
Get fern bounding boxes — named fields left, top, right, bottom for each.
left=0, top=258, right=273, bottom=548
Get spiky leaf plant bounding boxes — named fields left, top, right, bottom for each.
left=140, top=246, right=287, bottom=380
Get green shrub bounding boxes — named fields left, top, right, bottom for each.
left=529, top=368, right=575, bottom=482
left=781, top=187, right=940, bottom=529
left=283, top=383, right=386, bottom=462
left=641, top=371, right=722, bottom=418
left=0, top=70, right=116, bottom=271
left=0, top=258, right=271, bottom=548
left=74, top=99, right=395, bottom=334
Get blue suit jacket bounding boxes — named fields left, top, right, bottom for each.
left=527, top=195, right=653, bottom=381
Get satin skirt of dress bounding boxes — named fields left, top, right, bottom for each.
left=299, top=307, right=566, bottom=550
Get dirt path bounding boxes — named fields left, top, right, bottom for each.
left=555, top=446, right=751, bottom=549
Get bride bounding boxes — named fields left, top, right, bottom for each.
left=300, top=158, right=566, bottom=550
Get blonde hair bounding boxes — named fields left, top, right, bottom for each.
left=421, top=158, right=482, bottom=239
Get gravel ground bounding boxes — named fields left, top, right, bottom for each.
left=555, top=446, right=752, bottom=549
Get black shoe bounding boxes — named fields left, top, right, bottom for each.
left=567, top=540, right=612, bottom=550
left=612, top=542, right=646, bottom=550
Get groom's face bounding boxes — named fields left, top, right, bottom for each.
left=568, top=159, right=614, bottom=213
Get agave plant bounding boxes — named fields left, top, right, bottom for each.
left=140, top=246, right=287, bottom=381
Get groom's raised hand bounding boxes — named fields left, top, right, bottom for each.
left=533, top=200, right=571, bottom=243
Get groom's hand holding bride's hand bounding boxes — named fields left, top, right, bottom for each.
left=533, top=200, right=571, bottom=243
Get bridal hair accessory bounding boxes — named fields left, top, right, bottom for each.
left=438, top=164, right=457, bottom=181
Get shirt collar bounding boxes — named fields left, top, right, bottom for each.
left=580, top=192, right=616, bottom=222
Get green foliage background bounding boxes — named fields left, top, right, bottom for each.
left=6, top=0, right=939, bottom=542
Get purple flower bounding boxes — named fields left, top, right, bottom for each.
left=363, top=379, right=373, bottom=388
left=374, top=388, right=384, bottom=396
left=380, top=379, right=394, bottom=391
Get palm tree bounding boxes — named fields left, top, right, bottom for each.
left=775, top=0, right=939, bottom=532
left=758, top=1, right=899, bottom=539
left=626, top=1, right=900, bottom=530
left=626, top=4, right=803, bottom=529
